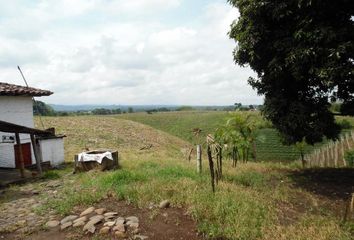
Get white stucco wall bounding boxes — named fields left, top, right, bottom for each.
left=39, top=138, right=65, bottom=166
left=0, top=96, right=34, bottom=127
left=0, top=144, right=16, bottom=168
left=0, top=96, right=34, bottom=168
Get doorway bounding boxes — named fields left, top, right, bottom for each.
left=14, top=143, right=32, bottom=168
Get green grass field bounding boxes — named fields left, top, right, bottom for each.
left=32, top=115, right=353, bottom=240
left=117, top=111, right=339, bottom=162
left=117, top=111, right=229, bottom=143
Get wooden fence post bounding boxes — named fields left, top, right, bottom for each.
left=325, top=146, right=330, bottom=167
left=321, top=149, right=325, bottom=167
left=15, top=133, right=25, bottom=178
left=197, top=145, right=202, bottom=173
left=335, top=142, right=339, bottom=167
left=341, top=140, right=347, bottom=167
left=316, top=150, right=321, bottom=167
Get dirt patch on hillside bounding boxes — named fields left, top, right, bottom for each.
left=289, top=168, right=354, bottom=200
left=285, top=168, right=354, bottom=219
left=5, top=198, right=202, bottom=240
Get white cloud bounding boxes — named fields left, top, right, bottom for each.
left=100, top=0, right=181, bottom=14
left=0, top=0, right=261, bottom=105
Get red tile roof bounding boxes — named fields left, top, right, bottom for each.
left=0, top=82, right=53, bottom=97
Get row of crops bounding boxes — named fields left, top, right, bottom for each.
left=255, top=128, right=324, bottom=161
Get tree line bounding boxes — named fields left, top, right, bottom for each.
left=33, top=100, right=133, bottom=116
left=33, top=100, right=264, bottom=116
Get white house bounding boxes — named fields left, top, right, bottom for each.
left=0, top=82, right=65, bottom=169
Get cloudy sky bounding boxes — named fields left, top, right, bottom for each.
left=0, top=0, right=262, bottom=105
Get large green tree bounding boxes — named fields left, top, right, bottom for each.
left=33, top=100, right=55, bottom=116
left=228, top=0, right=354, bottom=144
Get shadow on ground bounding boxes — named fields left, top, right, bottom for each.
left=288, top=168, right=354, bottom=201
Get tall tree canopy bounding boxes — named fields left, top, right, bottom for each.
left=33, top=100, right=55, bottom=116
left=228, top=0, right=354, bottom=144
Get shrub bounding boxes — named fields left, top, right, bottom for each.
left=344, top=150, right=354, bottom=167
left=338, top=119, right=352, bottom=129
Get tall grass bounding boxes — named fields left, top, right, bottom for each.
left=35, top=115, right=353, bottom=239
left=42, top=159, right=351, bottom=240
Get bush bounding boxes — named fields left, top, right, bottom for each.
left=344, top=150, right=354, bottom=167
left=338, top=119, right=352, bottom=129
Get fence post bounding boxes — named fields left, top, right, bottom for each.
left=335, top=142, right=339, bottom=167
left=320, top=149, right=325, bottom=167
left=341, top=139, right=347, bottom=167
left=326, top=145, right=330, bottom=167
left=197, top=145, right=202, bottom=173
left=317, top=149, right=321, bottom=167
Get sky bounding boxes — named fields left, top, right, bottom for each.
left=0, top=0, right=263, bottom=106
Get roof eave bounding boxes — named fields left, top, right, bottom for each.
left=0, top=91, right=53, bottom=97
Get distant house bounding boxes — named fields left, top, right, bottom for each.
left=0, top=82, right=64, bottom=170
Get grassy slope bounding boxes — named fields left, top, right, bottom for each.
left=117, top=111, right=326, bottom=161
left=38, top=116, right=189, bottom=162
left=117, top=111, right=228, bottom=144
left=33, top=116, right=352, bottom=240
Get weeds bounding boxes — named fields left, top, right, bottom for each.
left=225, top=171, right=266, bottom=188
left=41, top=171, right=61, bottom=180
left=35, top=115, right=354, bottom=240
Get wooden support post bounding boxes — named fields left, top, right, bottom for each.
left=196, top=145, right=202, bottom=173
left=15, top=133, right=25, bottom=178
left=112, top=151, right=119, bottom=169
left=30, top=134, right=42, bottom=176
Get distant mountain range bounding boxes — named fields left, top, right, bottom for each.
left=49, top=104, right=247, bottom=112
left=49, top=104, right=173, bottom=112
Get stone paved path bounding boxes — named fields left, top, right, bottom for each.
left=0, top=176, right=200, bottom=240
left=0, top=179, right=63, bottom=238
